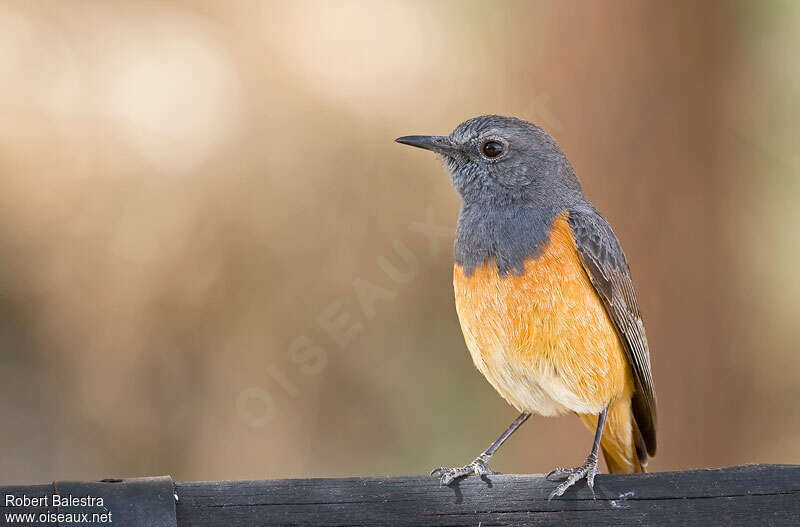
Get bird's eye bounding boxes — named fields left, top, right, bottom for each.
left=481, top=140, right=504, bottom=158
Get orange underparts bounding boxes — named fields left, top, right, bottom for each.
left=453, top=212, right=639, bottom=472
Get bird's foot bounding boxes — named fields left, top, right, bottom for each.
left=430, top=453, right=495, bottom=485
left=546, top=453, right=599, bottom=500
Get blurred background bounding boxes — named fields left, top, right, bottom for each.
left=1, top=0, right=799, bottom=485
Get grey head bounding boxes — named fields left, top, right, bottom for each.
left=396, top=115, right=589, bottom=275
left=396, top=115, right=583, bottom=207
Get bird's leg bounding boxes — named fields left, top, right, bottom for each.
left=546, top=405, right=609, bottom=500
left=431, top=412, right=530, bottom=485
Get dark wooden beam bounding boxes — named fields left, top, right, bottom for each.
left=2, top=465, right=798, bottom=526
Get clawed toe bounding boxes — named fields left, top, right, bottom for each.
left=545, top=467, right=573, bottom=481
left=430, top=457, right=495, bottom=486
left=473, top=462, right=494, bottom=477
left=431, top=466, right=468, bottom=486
left=547, top=455, right=599, bottom=500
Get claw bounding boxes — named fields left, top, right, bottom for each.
left=545, top=467, right=571, bottom=481
left=429, top=457, right=494, bottom=486
left=547, top=454, right=599, bottom=500
left=473, top=462, right=494, bottom=477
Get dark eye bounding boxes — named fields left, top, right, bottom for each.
left=481, top=140, right=504, bottom=158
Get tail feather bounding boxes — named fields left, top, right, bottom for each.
left=579, top=398, right=646, bottom=474
left=603, top=445, right=645, bottom=474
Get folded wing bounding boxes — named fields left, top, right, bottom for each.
left=568, top=205, right=657, bottom=460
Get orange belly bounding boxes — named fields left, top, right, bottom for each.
left=453, top=213, right=633, bottom=416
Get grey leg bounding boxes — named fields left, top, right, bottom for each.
left=431, top=412, right=530, bottom=485
left=546, top=405, right=609, bottom=499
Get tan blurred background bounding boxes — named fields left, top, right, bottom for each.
left=1, top=0, right=799, bottom=485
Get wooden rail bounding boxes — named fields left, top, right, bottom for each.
left=1, top=465, right=798, bottom=526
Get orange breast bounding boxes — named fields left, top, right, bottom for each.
left=453, top=213, right=633, bottom=416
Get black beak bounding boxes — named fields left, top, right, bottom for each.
left=395, top=135, right=460, bottom=156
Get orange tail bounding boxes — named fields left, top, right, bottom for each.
left=579, top=398, right=645, bottom=474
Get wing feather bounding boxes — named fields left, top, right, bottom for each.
left=568, top=206, right=657, bottom=457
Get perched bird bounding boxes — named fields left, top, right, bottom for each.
left=396, top=116, right=656, bottom=499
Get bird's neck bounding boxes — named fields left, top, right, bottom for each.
left=454, top=201, right=563, bottom=277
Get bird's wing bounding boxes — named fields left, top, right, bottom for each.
left=568, top=206, right=657, bottom=457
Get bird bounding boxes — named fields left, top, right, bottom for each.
left=395, top=115, right=656, bottom=499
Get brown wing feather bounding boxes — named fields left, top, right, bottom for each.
left=568, top=206, right=657, bottom=458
